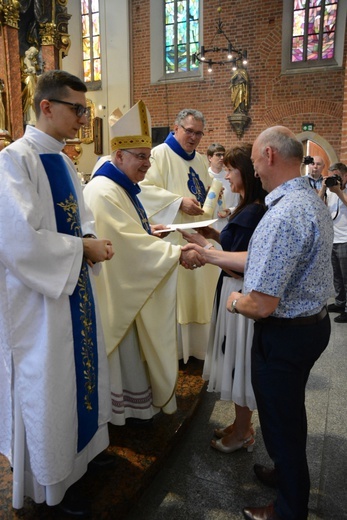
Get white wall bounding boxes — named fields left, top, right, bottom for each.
left=63, top=0, right=131, bottom=173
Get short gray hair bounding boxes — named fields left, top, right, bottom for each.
left=256, top=126, right=303, bottom=162
left=175, top=109, right=205, bottom=126
left=328, top=162, right=347, bottom=174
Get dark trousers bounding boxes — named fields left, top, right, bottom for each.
left=331, top=242, right=347, bottom=311
left=251, top=314, right=331, bottom=520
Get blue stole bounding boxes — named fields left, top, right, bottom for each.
left=40, top=153, right=99, bottom=452
left=93, top=161, right=152, bottom=234
left=164, top=132, right=206, bottom=205
left=164, top=131, right=196, bottom=161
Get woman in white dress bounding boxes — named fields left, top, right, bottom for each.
left=180, top=144, right=266, bottom=453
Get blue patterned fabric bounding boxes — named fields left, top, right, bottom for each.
left=187, top=166, right=206, bottom=205
left=164, top=133, right=207, bottom=204
left=40, top=153, right=99, bottom=452
left=244, top=177, right=334, bottom=317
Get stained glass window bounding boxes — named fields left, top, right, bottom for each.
left=81, top=0, right=101, bottom=84
left=165, top=0, right=200, bottom=74
left=291, top=0, right=338, bottom=63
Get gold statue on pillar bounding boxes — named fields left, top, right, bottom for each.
left=228, top=67, right=251, bottom=139
left=21, top=46, right=39, bottom=126
left=230, top=67, right=250, bottom=114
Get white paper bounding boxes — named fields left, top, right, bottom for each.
left=152, top=219, right=217, bottom=235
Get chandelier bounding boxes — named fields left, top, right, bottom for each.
left=192, top=4, right=248, bottom=73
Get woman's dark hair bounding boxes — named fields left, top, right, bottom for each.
left=224, top=143, right=267, bottom=220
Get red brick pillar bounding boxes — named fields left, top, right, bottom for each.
left=340, top=37, right=347, bottom=162
left=41, top=44, right=60, bottom=71
left=0, top=4, right=24, bottom=140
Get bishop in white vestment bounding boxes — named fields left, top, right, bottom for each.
left=85, top=101, right=195, bottom=425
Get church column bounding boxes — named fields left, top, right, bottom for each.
left=0, top=1, right=23, bottom=140
left=40, top=0, right=71, bottom=71
left=40, top=22, right=60, bottom=70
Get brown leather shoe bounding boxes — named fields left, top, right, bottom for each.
left=243, top=503, right=281, bottom=520
left=253, top=463, right=278, bottom=488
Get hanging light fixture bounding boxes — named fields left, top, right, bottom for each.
left=192, top=2, right=248, bottom=73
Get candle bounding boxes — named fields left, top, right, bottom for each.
left=202, top=178, right=223, bottom=218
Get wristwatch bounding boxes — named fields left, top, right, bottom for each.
left=230, top=299, right=239, bottom=314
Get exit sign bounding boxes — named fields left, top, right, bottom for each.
left=302, top=123, right=314, bottom=131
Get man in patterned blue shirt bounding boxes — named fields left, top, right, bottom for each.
left=226, top=127, right=334, bottom=520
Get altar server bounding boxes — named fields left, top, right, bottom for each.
left=0, top=70, right=114, bottom=516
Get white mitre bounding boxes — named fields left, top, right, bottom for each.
left=109, top=100, right=152, bottom=152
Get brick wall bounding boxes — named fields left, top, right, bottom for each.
left=131, top=0, right=346, bottom=160
left=340, top=24, right=347, bottom=162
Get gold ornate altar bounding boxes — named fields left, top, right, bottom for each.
left=0, top=0, right=73, bottom=149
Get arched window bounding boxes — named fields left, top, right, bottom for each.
left=150, top=0, right=201, bottom=82
left=282, top=0, right=346, bottom=72
left=165, top=0, right=200, bottom=76
left=81, top=0, right=101, bottom=88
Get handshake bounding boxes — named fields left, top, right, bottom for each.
left=151, top=223, right=207, bottom=270
left=179, top=246, right=206, bottom=270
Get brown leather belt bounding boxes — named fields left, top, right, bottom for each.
left=258, top=306, right=328, bottom=326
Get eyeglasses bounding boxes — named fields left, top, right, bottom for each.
left=48, top=99, right=88, bottom=118
left=213, top=152, right=224, bottom=157
left=179, top=125, right=204, bottom=138
left=123, top=149, right=152, bottom=161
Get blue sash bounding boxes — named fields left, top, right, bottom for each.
left=40, top=153, right=99, bottom=452
left=93, top=161, right=152, bottom=234
left=165, top=132, right=206, bottom=205
left=164, top=131, right=196, bottom=161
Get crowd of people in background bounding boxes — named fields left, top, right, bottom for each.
left=0, top=69, right=346, bottom=520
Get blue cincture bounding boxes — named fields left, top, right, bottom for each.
left=40, top=153, right=99, bottom=452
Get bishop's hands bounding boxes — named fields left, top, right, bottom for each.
left=179, top=247, right=205, bottom=270
left=150, top=224, right=171, bottom=239
left=83, top=237, right=114, bottom=267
